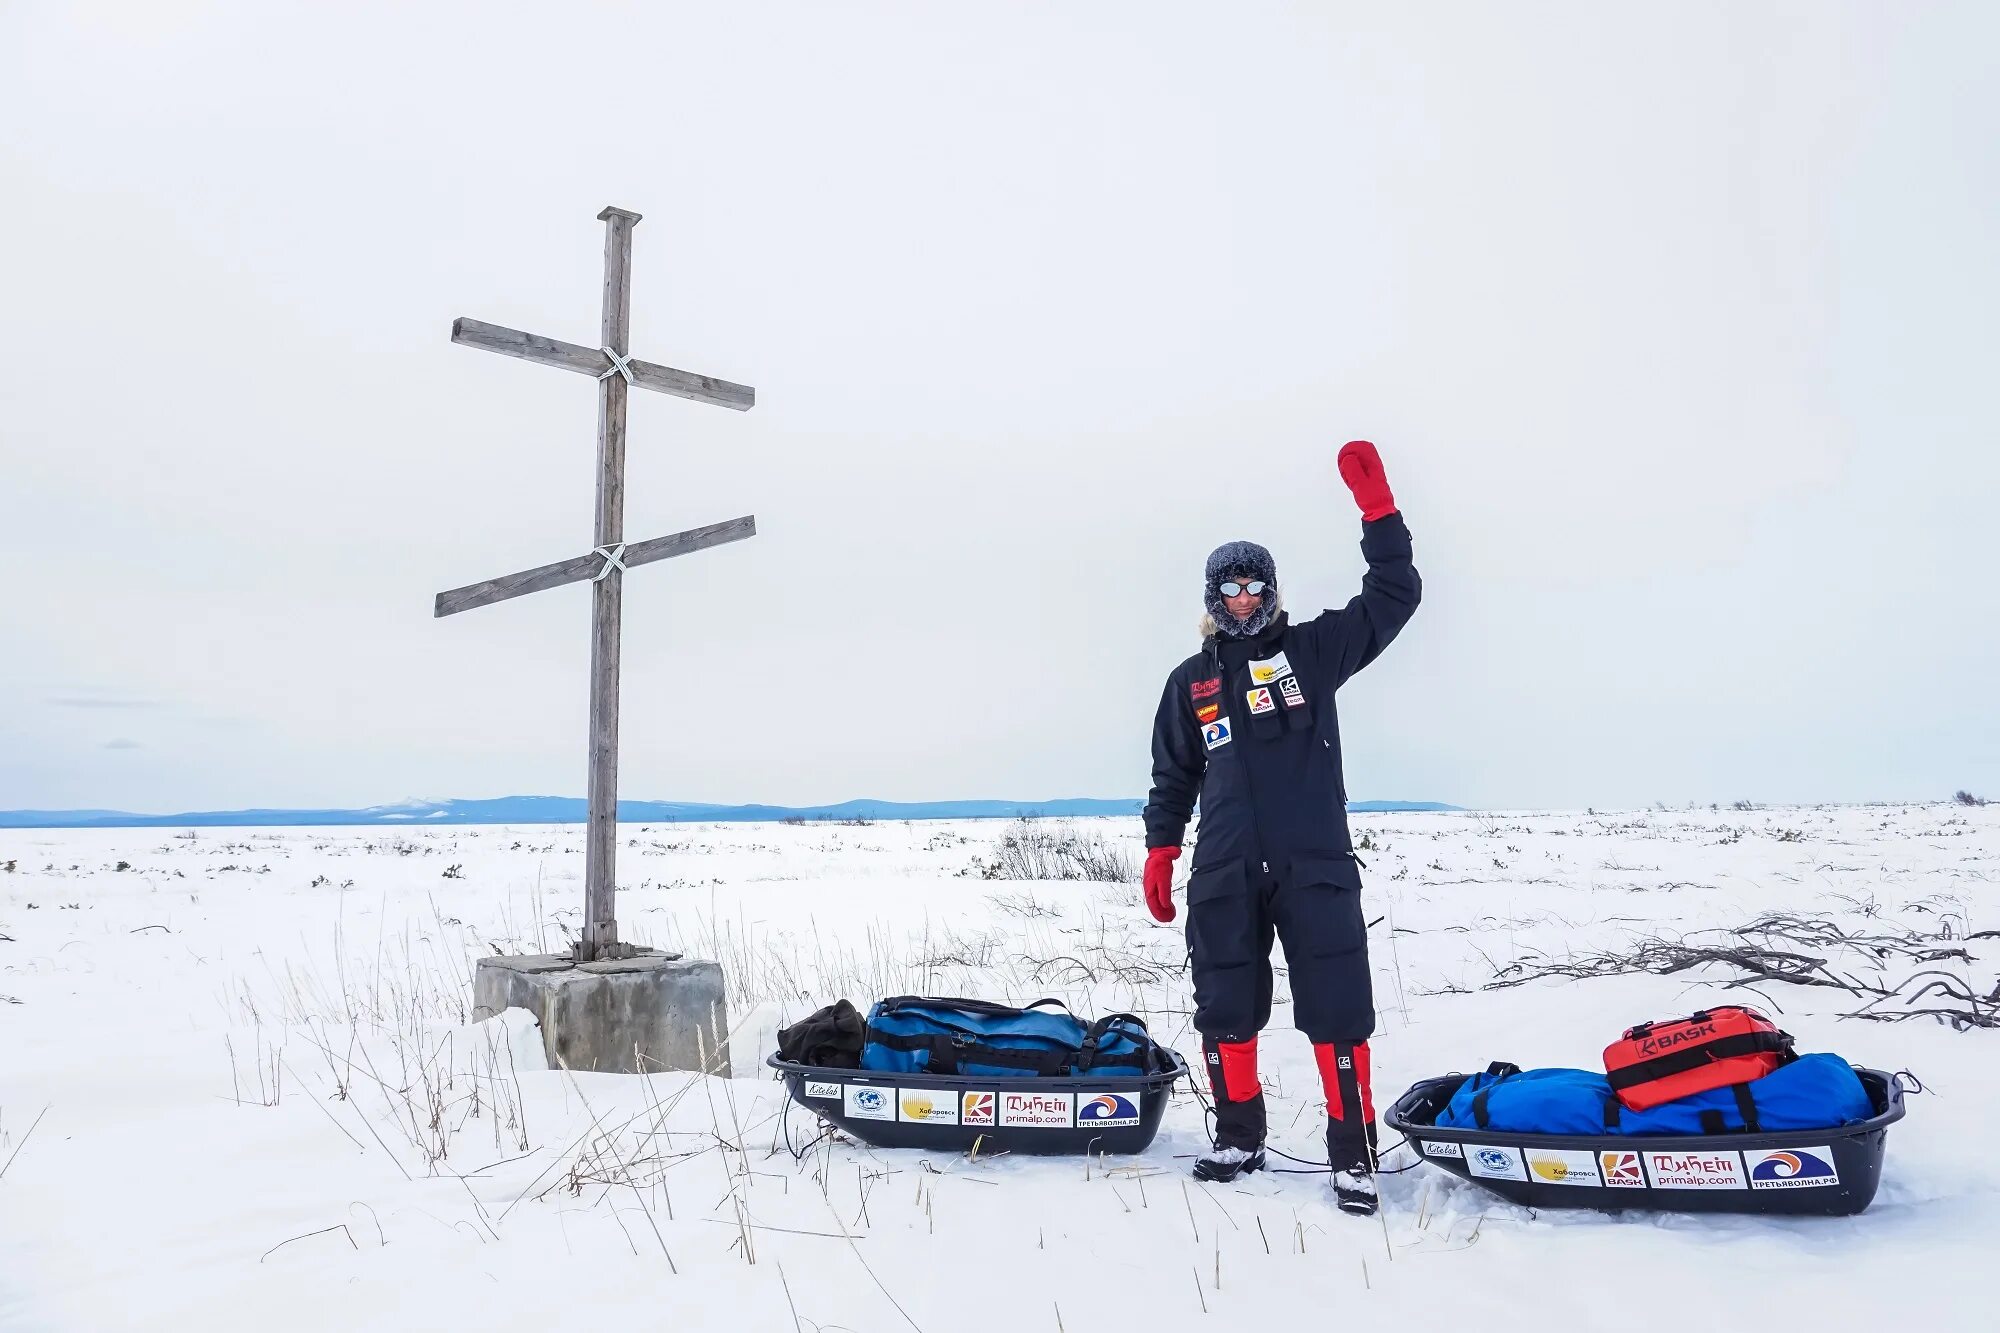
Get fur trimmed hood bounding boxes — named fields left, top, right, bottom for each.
left=1199, top=585, right=1283, bottom=641
left=1201, top=540, right=1280, bottom=640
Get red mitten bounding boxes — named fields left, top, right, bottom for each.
left=1142, top=846, right=1181, bottom=922
left=1337, top=439, right=1398, bottom=521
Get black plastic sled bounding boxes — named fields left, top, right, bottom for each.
left=768, top=1051, right=1189, bottom=1156
left=1384, top=1065, right=1906, bottom=1217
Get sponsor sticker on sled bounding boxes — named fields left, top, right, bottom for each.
left=844, top=1085, right=894, bottom=1122
left=1421, top=1139, right=1463, bottom=1159
left=803, top=1080, right=841, bottom=1100
left=961, top=1091, right=996, bottom=1126
left=1466, top=1145, right=1527, bottom=1181
left=1526, top=1149, right=1603, bottom=1188
left=1278, top=676, right=1305, bottom=708
left=1076, top=1093, right=1141, bottom=1128
left=1248, top=652, right=1293, bottom=686
left=1599, top=1151, right=1647, bottom=1189
left=1202, top=719, right=1233, bottom=751
left=999, top=1090, right=1074, bottom=1129
left=898, top=1090, right=960, bottom=1125
left=1645, top=1150, right=1747, bottom=1190
left=1246, top=687, right=1276, bottom=715
left=1747, top=1147, right=1839, bottom=1190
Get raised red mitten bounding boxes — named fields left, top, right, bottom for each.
left=1337, top=439, right=1398, bottom=521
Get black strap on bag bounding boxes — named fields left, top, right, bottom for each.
left=876, top=995, right=1072, bottom=1019
left=1076, top=1013, right=1158, bottom=1073
left=864, top=1028, right=1071, bottom=1076
left=1605, top=1030, right=1796, bottom=1090
left=1467, top=1063, right=1524, bottom=1129
left=1733, top=1082, right=1762, bottom=1133
left=1602, top=1096, right=1622, bottom=1130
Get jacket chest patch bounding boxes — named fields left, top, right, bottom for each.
left=1278, top=676, right=1305, bottom=709
left=1196, top=702, right=1220, bottom=724
left=1202, top=718, right=1233, bottom=750
left=1246, top=687, right=1276, bottom=715
left=1248, top=652, right=1293, bottom=686
left=1190, top=676, right=1222, bottom=701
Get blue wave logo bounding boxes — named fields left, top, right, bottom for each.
left=1078, top=1093, right=1139, bottom=1123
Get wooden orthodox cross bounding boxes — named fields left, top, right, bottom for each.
left=437, top=206, right=756, bottom=962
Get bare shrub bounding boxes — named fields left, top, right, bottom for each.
left=989, top=819, right=1135, bottom=884
left=1956, top=790, right=1987, bottom=807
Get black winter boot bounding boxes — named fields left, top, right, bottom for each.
left=1194, top=1037, right=1267, bottom=1182
left=1327, top=1115, right=1380, bottom=1215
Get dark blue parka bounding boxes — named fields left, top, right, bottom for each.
left=1143, top=512, right=1422, bottom=881
left=1144, top=513, right=1420, bottom=1042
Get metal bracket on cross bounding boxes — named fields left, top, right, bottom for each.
left=598, top=347, right=636, bottom=386
left=591, top=543, right=629, bottom=581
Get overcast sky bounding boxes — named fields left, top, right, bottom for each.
left=3, top=1, right=1994, bottom=815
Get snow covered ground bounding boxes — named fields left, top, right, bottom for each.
left=1, top=805, right=1993, bottom=1332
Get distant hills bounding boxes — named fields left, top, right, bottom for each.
left=0, top=795, right=1460, bottom=830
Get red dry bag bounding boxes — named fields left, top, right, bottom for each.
left=1603, top=1006, right=1795, bottom=1111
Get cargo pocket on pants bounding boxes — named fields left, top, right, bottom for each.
left=1285, top=853, right=1367, bottom=962
left=1185, top=860, right=1257, bottom=969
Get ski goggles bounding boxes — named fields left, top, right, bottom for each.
left=1217, top=580, right=1267, bottom=597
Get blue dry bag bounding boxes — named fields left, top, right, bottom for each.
left=1436, top=1053, right=1874, bottom=1136
left=859, top=996, right=1162, bottom=1079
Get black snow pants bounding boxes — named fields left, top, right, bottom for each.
left=1185, top=853, right=1373, bottom=1045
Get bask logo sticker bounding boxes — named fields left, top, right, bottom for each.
left=1645, top=1150, right=1747, bottom=1190
left=1748, top=1147, right=1839, bottom=1190
left=1599, top=1151, right=1646, bottom=1188
left=960, top=1092, right=996, bottom=1126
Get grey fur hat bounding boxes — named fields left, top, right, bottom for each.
left=1201, top=540, right=1279, bottom=639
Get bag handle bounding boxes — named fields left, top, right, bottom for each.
left=878, top=995, right=1074, bottom=1018
left=1077, top=1012, right=1163, bottom=1071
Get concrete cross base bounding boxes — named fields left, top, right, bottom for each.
left=472, top=949, right=728, bottom=1075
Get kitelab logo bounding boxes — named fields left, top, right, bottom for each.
left=1749, top=1148, right=1839, bottom=1190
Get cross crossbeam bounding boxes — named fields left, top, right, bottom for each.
left=435, top=205, right=757, bottom=963
left=434, top=515, right=756, bottom=618
left=450, top=317, right=754, bottom=411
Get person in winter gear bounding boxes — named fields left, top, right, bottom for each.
left=1142, top=439, right=1420, bottom=1215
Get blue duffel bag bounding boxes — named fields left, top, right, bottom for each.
left=1437, top=1053, right=1874, bottom=1136
left=860, top=996, right=1165, bottom=1078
